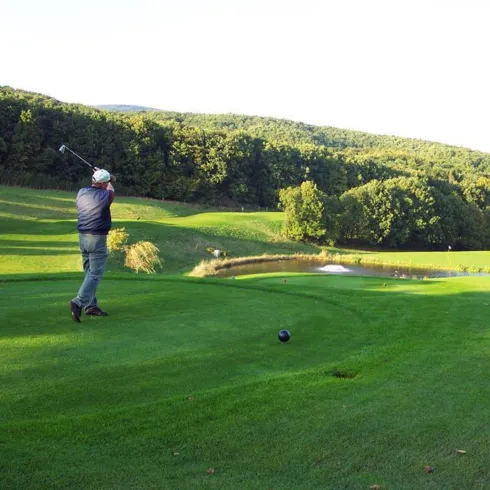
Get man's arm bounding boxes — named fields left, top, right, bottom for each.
left=107, top=183, right=115, bottom=206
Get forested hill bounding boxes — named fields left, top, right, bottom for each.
left=1, top=86, right=490, bottom=250
left=100, top=105, right=490, bottom=165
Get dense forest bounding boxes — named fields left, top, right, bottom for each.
left=1, top=86, right=490, bottom=250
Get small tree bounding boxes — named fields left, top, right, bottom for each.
left=279, top=181, right=326, bottom=242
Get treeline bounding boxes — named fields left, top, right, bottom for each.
left=280, top=179, right=490, bottom=251
left=1, top=86, right=490, bottom=249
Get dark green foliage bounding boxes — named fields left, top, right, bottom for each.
left=1, top=86, right=490, bottom=249
left=338, top=177, right=489, bottom=250
left=279, top=181, right=327, bottom=242
left=279, top=181, right=341, bottom=245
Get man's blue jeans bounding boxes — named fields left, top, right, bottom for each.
left=72, top=233, right=109, bottom=311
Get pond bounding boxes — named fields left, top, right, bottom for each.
left=216, top=259, right=489, bottom=279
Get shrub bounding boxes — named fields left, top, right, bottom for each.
left=107, top=227, right=129, bottom=253
left=124, top=241, right=163, bottom=274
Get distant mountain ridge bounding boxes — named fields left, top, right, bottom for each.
left=96, top=104, right=162, bottom=112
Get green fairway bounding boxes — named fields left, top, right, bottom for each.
left=366, top=250, right=490, bottom=272
left=2, top=185, right=489, bottom=277
left=1, top=185, right=490, bottom=489
left=2, top=274, right=490, bottom=489
left=0, top=186, right=317, bottom=276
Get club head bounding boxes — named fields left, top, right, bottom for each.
left=58, top=145, right=66, bottom=153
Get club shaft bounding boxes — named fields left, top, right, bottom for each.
left=64, top=146, right=94, bottom=169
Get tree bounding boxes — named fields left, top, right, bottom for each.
left=338, top=193, right=369, bottom=242
left=460, top=176, right=490, bottom=210
left=339, top=180, right=399, bottom=246
left=279, top=181, right=326, bottom=242
left=383, top=177, right=439, bottom=248
left=5, top=109, right=42, bottom=173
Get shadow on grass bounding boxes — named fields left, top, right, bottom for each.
left=0, top=217, right=75, bottom=235
left=0, top=185, right=220, bottom=219
left=113, top=196, right=220, bottom=218
left=0, top=200, right=77, bottom=218
left=0, top=242, right=78, bottom=256
left=0, top=190, right=76, bottom=206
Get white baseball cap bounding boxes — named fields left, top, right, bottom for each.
left=92, top=169, right=111, bottom=183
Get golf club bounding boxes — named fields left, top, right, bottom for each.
left=58, top=145, right=116, bottom=181
left=58, top=144, right=95, bottom=170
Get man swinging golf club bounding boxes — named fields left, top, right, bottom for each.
left=69, top=168, right=114, bottom=322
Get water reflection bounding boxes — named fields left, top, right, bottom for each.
left=217, top=259, right=489, bottom=279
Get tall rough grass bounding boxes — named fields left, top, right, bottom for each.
left=124, top=241, right=163, bottom=274
left=107, top=227, right=129, bottom=253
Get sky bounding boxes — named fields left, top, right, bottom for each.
left=2, top=0, right=490, bottom=152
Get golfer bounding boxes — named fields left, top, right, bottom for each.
left=69, top=169, right=114, bottom=322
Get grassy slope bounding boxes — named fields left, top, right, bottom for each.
left=2, top=185, right=490, bottom=489
left=0, top=186, right=317, bottom=276
left=1, top=185, right=489, bottom=276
